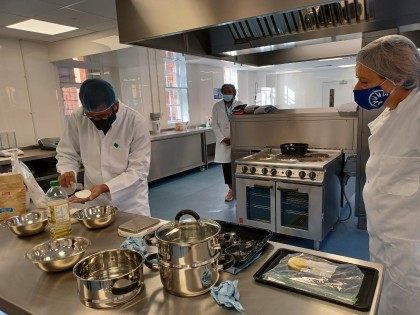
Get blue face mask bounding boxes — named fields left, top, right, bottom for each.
left=353, top=81, right=389, bottom=110
left=222, top=94, right=233, bottom=102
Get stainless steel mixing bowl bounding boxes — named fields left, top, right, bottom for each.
left=25, top=236, right=90, bottom=272
left=2, top=211, right=48, bottom=236
left=73, top=206, right=118, bottom=229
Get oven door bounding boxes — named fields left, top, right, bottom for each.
left=236, top=177, right=276, bottom=231
left=275, top=181, right=323, bottom=241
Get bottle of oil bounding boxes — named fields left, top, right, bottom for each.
left=46, top=180, right=72, bottom=239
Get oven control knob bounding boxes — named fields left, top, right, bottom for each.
left=299, top=171, right=306, bottom=179
left=285, top=170, right=292, bottom=177
left=250, top=167, right=256, bottom=174
left=242, top=166, right=248, bottom=173
left=270, top=169, right=277, bottom=176
left=309, top=171, right=317, bottom=180
left=261, top=168, right=268, bottom=175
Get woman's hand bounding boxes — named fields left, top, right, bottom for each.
left=68, top=184, right=110, bottom=203
left=222, top=138, right=231, bottom=146
left=59, top=172, right=75, bottom=187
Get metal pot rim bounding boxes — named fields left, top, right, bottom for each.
left=72, top=248, right=144, bottom=281
left=5, top=211, right=48, bottom=227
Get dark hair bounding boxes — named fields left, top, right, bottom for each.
left=221, top=83, right=237, bottom=99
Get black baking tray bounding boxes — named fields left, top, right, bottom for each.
left=253, top=249, right=379, bottom=311
left=216, top=220, right=272, bottom=267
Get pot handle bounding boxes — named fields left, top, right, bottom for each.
left=111, top=278, right=140, bottom=295
left=143, top=231, right=157, bottom=247
left=174, top=209, right=201, bottom=222
left=218, top=253, right=235, bottom=270
left=144, top=253, right=160, bottom=271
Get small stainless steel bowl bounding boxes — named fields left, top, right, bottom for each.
left=25, top=236, right=90, bottom=272
left=73, top=206, right=118, bottom=229
left=2, top=211, right=48, bottom=236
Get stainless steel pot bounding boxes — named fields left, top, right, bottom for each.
left=73, top=249, right=144, bottom=308
left=144, top=209, right=234, bottom=296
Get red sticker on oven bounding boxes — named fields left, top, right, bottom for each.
left=239, top=217, right=243, bottom=223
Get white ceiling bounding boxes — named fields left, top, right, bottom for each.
left=0, top=0, right=118, bottom=43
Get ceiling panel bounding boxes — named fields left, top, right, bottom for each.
left=0, top=12, right=27, bottom=27
left=59, top=28, right=95, bottom=38
left=35, top=34, right=68, bottom=42
left=0, top=0, right=61, bottom=18
left=86, top=20, right=118, bottom=31
left=35, top=7, right=112, bottom=28
left=39, top=0, right=85, bottom=6
left=68, top=0, right=117, bottom=19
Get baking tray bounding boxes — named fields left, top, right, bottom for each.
left=253, top=249, right=379, bottom=311
left=216, top=220, right=272, bottom=267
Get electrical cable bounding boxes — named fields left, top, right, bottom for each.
left=338, top=183, right=352, bottom=222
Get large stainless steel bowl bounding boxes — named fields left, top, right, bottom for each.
left=73, top=206, right=118, bottom=229
left=2, top=211, right=48, bottom=236
left=25, top=236, right=90, bottom=272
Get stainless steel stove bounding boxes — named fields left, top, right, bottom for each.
left=235, top=147, right=343, bottom=250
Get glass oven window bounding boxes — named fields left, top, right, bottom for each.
left=246, top=186, right=271, bottom=222
left=280, top=190, right=309, bottom=230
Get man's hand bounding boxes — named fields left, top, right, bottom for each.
left=68, top=184, right=110, bottom=203
left=59, top=172, right=75, bottom=188
left=222, top=138, right=231, bottom=146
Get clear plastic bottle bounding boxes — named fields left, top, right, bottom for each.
left=46, top=180, right=72, bottom=239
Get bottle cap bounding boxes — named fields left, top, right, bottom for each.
left=50, top=180, right=59, bottom=187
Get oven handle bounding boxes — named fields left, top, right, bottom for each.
left=276, top=187, right=299, bottom=192
left=253, top=184, right=274, bottom=190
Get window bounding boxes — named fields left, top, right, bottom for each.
left=57, top=66, right=101, bottom=119
left=284, top=86, right=296, bottom=106
left=162, top=51, right=189, bottom=123
left=261, top=87, right=276, bottom=105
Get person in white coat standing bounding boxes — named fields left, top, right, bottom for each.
left=353, top=35, right=420, bottom=315
left=56, top=78, right=151, bottom=216
left=212, top=84, right=243, bottom=201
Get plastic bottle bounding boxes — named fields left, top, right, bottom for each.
left=46, top=180, right=72, bottom=239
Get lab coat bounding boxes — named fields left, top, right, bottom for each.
left=56, top=104, right=151, bottom=216
left=211, top=100, right=243, bottom=163
left=363, top=87, right=420, bottom=315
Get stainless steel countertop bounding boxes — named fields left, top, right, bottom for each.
left=0, top=149, right=56, bottom=166
left=150, top=127, right=213, bottom=141
left=0, top=212, right=382, bottom=315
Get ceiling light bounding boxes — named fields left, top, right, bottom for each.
left=318, top=57, right=343, bottom=61
left=281, top=70, right=302, bottom=74
left=6, top=19, right=77, bottom=35
left=338, top=64, right=356, bottom=68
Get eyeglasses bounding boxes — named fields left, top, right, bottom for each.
left=83, top=106, right=114, bottom=120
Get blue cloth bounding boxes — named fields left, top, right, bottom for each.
left=120, top=237, right=148, bottom=256
left=210, top=280, right=244, bottom=312
left=79, top=78, right=117, bottom=112
left=224, top=250, right=262, bottom=275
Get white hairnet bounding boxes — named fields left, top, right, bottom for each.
left=356, top=35, right=420, bottom=89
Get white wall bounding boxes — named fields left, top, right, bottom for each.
left=0, top=37, right=63, bottom=147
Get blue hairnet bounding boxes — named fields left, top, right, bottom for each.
left=79, top=78, right=117, bottom=112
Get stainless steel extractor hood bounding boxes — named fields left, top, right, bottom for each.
left=116, top=0, right=420, bottom=66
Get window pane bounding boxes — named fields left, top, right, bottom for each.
left=61, top=87, right=81, bottom=117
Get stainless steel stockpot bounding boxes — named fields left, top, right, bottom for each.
left=73, top=249, right=144, bottom=308
left=144, top=209, right=234, bottom=296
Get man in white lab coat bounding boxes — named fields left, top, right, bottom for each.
left=212, top=84, right=243, bottom=201
left=56, top=78, right=151, bottom=216
left=353, top=35, right=420, bottom=314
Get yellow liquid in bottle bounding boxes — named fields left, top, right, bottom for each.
left=48, top=200, right=72, bottom=239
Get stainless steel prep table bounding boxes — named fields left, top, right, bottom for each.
left=0, top=211, right=383, bottom=315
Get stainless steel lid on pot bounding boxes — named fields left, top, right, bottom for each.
left=155, top=210, right=220, bottom=245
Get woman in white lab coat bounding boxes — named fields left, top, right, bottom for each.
left=56, top=78, right=151, bottom=216
left=212, top=84, right=243, bottom=201
left=353, top=35, right=420, bottom=315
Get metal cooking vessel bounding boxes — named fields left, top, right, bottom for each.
left=144, top=209, right=234, bottom=296
left=73, top=249, right=144, bottom=308
left=25, top=236, right=90, bottom=272
left=73, top=206, right=118, bottom=229
left=2, top=211, right=48, bottom=236
left=280, top=143, right=308, bottom=156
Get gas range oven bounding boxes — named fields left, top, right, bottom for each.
left=235, top=148, right=343, bottom=250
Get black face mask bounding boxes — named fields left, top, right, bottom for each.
left=90, top=108, right=117, bottom=134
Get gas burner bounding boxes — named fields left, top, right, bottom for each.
left=275, top=152, right=330, bottom=162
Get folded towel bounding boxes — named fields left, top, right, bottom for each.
left=120, top=237, right=148, bottom=256
left=254, top=105, right=277, bottom=114
left=244, top=105, right=260, bottom=114
left=337, top=102, right=358, bottom=113
left=224, top=249, right=262, bottom=275
left=210, top=280, right=244, bottom=312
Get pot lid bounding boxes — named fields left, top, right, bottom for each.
left=155, top=210, right=220, bottom=244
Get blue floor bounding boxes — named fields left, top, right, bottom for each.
left=149, top=164, right=369, bottom=261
